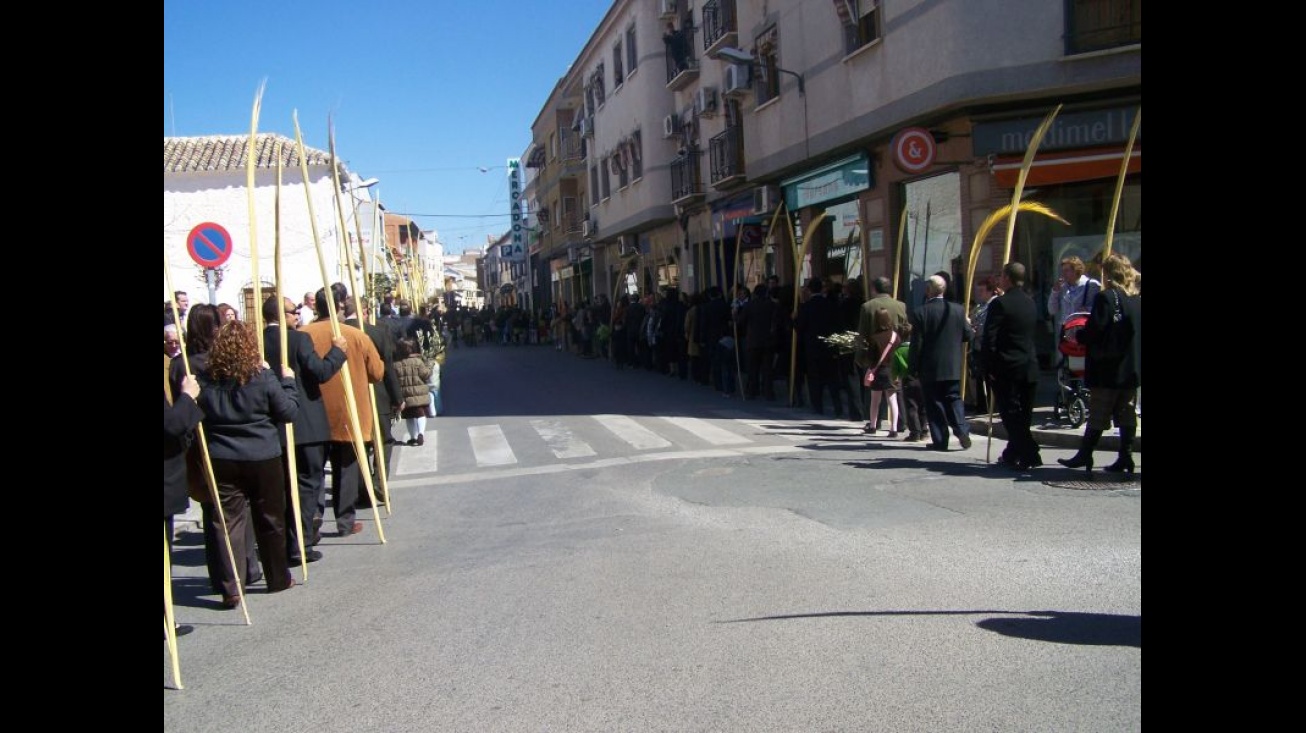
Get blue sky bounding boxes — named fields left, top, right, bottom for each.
left=164, top=0, right=612, bottom=254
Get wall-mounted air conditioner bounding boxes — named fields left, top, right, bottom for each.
left=659, top=0, right=677, bottom=20
left=579, top=116, right=594, bottom=137
left=723, top=64, right=751, bottom=97
left=583, top=219, right=596, bottom=238
left=662, top=113, right=680, bottom=139
left=752, top=184, right=781, bottom=214
left=695, top=87, right=718, bottom=117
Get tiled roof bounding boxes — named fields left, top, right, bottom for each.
left=163, top=134, right=337, bottom=174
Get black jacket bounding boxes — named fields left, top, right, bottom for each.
left=980, top=289, right=1040, bottom=384
left=163, top=391, right=203, bottom=518
left=1078, top=289, right=1141, bottom=389
left=264, top=326, right=345, bottom=445
left=908, top=297, right=973, bottom=381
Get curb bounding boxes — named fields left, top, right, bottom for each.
left=969, top=415, right=1141, bottom=452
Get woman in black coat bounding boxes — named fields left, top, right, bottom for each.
left=1059, top=252, right=1141, bottom=476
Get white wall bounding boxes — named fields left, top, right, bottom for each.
left=163, top=168, right=370, bottom=316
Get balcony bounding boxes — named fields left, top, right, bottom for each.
left=670, top=150, right=704, bottom=205
left=701, top=0, right=738, bottom=60
left=560, top=130, right=587, bottom=180
left=708, top=127, right=745, bottom=189
left=664, top=25, right=700, bottom=91
left=1065, top=0, right=1141, bottom=55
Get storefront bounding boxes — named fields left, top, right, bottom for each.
left=779, top=153, right=872, bottom=288
left=973, top=103, right=1141, bottom=364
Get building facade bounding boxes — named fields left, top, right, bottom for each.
left=522, top=0, right=1140, bottom=363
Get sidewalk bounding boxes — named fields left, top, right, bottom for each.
left=966, top=370, right=1141, bottom=452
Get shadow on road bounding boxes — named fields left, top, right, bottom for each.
left=718, top=609, right=1140, bottom=648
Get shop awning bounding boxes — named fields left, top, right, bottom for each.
left=992, top=147, right=1140, bottom=187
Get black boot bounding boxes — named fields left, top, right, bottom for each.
left=1058, top=428, right=1103, bottom=476
left=1103, top=425, right=1136, bottom=474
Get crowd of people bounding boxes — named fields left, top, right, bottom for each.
left=164, top=285, right=447, bottom=623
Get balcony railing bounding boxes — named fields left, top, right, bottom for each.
left=670, top=150, right=704, bottom=203
left=701, top=0, right=738, bottom=55
left=561, top=130, right=586, bottom=162
left=563, top=213, right=583, bottom=236
left=1065, top=0, right=1141, bottom=55
left=664, top=25, right=700, bottom=89
left=708, top=127, right=745, bottom=186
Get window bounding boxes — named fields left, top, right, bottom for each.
left=617, top=151, right=630, bottom=189
left=630, top=130, right=643, bottom=180
left=600, top=159, right=611, bottom=200
left=593, top=63, right=606, bottom=107
left=835, top=0, right=880, bottom=55
left=626, top=25, right=638, bottom=74
left=590, top=166, right=600, bottom=206
left=1066, top=0, right=1141, bottom=55
left=754, top=26, right=780, bottom=104
left=613, top=42, right=624, bottom=86
left=550, top=132, right=557, bottom=161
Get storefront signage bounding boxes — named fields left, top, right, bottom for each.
left=973, top=107, right=1141, bottom=156
left=890, top=128, right=936, bottom=173
left=781, top=153, right=871, bottom=211
left=501, top=158, right=527, bottom=262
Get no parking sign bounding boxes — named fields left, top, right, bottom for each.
left=186, top=222, right=234, bottom=268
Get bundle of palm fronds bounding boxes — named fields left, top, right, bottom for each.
left=820, top=330, right=866, bottom=354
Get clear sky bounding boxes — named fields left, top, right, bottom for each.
left=164, top=0, right=613, bottom=254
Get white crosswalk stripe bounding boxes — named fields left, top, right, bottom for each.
left=531, top=419, right=597, bottom=459
left=388, top=411, right=836, bottom=482
left=657, top=415, right=752, bottom=445
left=395, top=430, right=438, bottom=475
left=469, top=424, right=517, bottom=466
left=593, top=414, right=673, bottom=450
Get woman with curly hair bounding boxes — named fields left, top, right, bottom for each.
left=194, top=320, right=300, bottom=607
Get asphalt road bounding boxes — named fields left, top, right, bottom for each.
left=164, top=339, right=1141, bottom=732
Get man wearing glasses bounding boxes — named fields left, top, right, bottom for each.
left=262, top=296, right=347, bottom=564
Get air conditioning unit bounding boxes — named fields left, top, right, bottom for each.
left=568, top=247, right=581, bottom=263
left=583, top=219, right=596, bottom=238
left=618, top=235, right=637, bottom=257
left=752, top=184, right=781, bottom=214
left=695, top=87, right=718, bottom=117
left=723, top=64, right=751, bottom=97
left=579, top=116, right=594, bottom=138
left=659, top=0, right=677, bottom=19
left=662, top=113, right=680, bottom=139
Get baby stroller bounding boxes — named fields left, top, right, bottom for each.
left=1052, top=312, right=1091, bottom=428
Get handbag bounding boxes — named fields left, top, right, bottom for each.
left=1094, top=290, right=1132, bottom=362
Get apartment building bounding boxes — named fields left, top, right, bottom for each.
left=525, top=0, right=1140, bottom=360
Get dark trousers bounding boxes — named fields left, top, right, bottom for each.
left=994, top=378, right=1039, bottom=462
left=900, top=375, right=927, bottom=435
left=711, top=341, right=737, bottom=394
left=202, top=501, right=259, bottom=597
left=361, top=413, right=395, bottom=506
left=922, top=379, right=969, bottom=448
left=745, top=345, right=775, bottom=399
left=285, top=442, right=328, bottom=560
left=805, top=355, right=842, bottom=415
left=329, top=441, right=364, bottom=533
left=835, top=355, right=864, bottom=421
left=210, top=456, right=292, bottom=598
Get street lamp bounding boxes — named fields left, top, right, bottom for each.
left=716, top=46, right=804, bottom=96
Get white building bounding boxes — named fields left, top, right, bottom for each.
left=163, top=134, right=378, bottom=318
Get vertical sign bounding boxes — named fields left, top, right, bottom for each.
left=503, top=158, right=526, bottom=262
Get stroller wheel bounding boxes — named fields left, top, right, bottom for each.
left=1068, top=396, right=1087, bottom=428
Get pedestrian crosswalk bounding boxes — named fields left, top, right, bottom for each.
left=390, top=409, right=870, bottom=483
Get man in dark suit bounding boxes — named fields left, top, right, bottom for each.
left=346, top=298, right=405, bottom=508
left=908, top=275, right=974, bottom=450
left=738, top=283, right=779, bottom=400
left=262, top=296, right=347, bottom=563
left=980, top=262, right=1042, bottom=469
left=796, top=277, right=842, bottom=415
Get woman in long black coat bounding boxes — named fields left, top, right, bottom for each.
left=1058, top=252, right=1141, bottom=476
